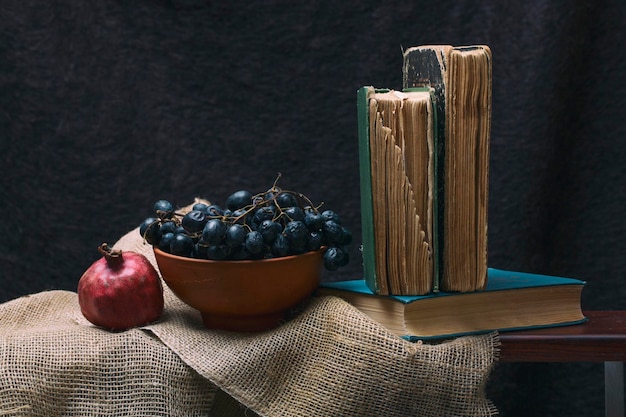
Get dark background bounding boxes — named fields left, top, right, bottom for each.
left=2, top=1, right=625, bottom=416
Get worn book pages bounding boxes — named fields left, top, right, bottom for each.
left=366, top=89, right=435, bottom=295
left=443, top=46, right=491, bottom=292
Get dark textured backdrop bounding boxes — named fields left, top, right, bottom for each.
left=2, top=1, right=625, bottom=416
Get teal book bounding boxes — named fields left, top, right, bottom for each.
left=317, top=268, right=587, bottom=340
left=357, top=86, right=439, bottom=296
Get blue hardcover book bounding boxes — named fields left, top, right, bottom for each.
left=317, top=268, right=586, bottom=340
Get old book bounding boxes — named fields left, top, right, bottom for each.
left=403, top=45, right=492, bottom=293
left=357, top=87, right=438, bottom=296
left=316, top=268, right=587, bottom=340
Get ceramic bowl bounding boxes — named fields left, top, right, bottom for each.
left=153, top=247, right=325, bottom=332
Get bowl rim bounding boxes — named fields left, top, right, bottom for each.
left=152, top=246, right=325, bottom=265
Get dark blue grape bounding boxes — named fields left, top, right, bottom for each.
left=322, top=220, right=344, bottom=245
left=225, top=224, right=247, bottom=248
left=245, top=230, right=264, bottom=254
left=158, top=232, right=175, bottom=252
left=323, top=246, right=347, bottom=271
left=154, top=200, right=174, bottom=218
left=170, top=233, right=194, bottom=257
left=275, top=191, right=298, bottom=208
left=259, top=220, right=282, bottom=244
left=291, top=246, right=308, bottom=255
left=231, top=246, right=252, bottom=260
left=321, top=210, right=341, bottom=224
left=230, top=208, right=249, bottom=225
left=283, top=206, right=305, bottom=222
left=192, top=202, right=209, bottom=214
left=206, top=204, right=224, bottom=217
left=337, top=247, right=350, bottom=267
left=182, top=210, right=207, bottom=234
left=160, top=221, right=177, bottom=235
left=139, top=217, right=162, bottom=245
left=307, top=231, right=324, bottom=251
left=192, top=242, right=208, bottom=259
left=304, top=211, right=324, bottom=231
left=206, top=244, right=228, bottom=260
left=340, top=226, right=353, bottom=246
left=253, top=206, right=276, bottom=224
left=264, top=190, right=277, bottom=205
left=271, top=234, right=290, bottom=257
left=202, top=219, right=226, bottom=245
left=284, top=220, right=308, bottom=248
left=226, top=190, right=252, bottom=211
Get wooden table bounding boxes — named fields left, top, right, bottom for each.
left=499, top=311, right=626, bottom=417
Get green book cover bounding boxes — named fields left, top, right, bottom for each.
left=356, top=86, right=379, bottom=293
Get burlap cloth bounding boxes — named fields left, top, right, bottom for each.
left=0, top=226, right=500, bottom=416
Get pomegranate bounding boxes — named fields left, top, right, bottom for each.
left=78, top=243, right=164, bottom=331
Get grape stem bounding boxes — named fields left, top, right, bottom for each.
left=272, top=172, right=282, bottom=189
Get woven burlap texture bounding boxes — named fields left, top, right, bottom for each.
left=0, top=224, right=500, bottom=417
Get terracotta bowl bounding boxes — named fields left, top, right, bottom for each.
left=153, top=247, right=325, bottom=332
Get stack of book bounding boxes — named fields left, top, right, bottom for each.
left=341, top=45, right=586, bottom=338
left=317, top=268, right=586, bottom=340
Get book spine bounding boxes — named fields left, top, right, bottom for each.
left=357, top=86, right=384, bottom=295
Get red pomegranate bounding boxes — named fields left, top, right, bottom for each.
left=78, top=243, right=164, bottom=331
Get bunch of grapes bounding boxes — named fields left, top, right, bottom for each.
left=139, top=181, right=351, bottom=271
